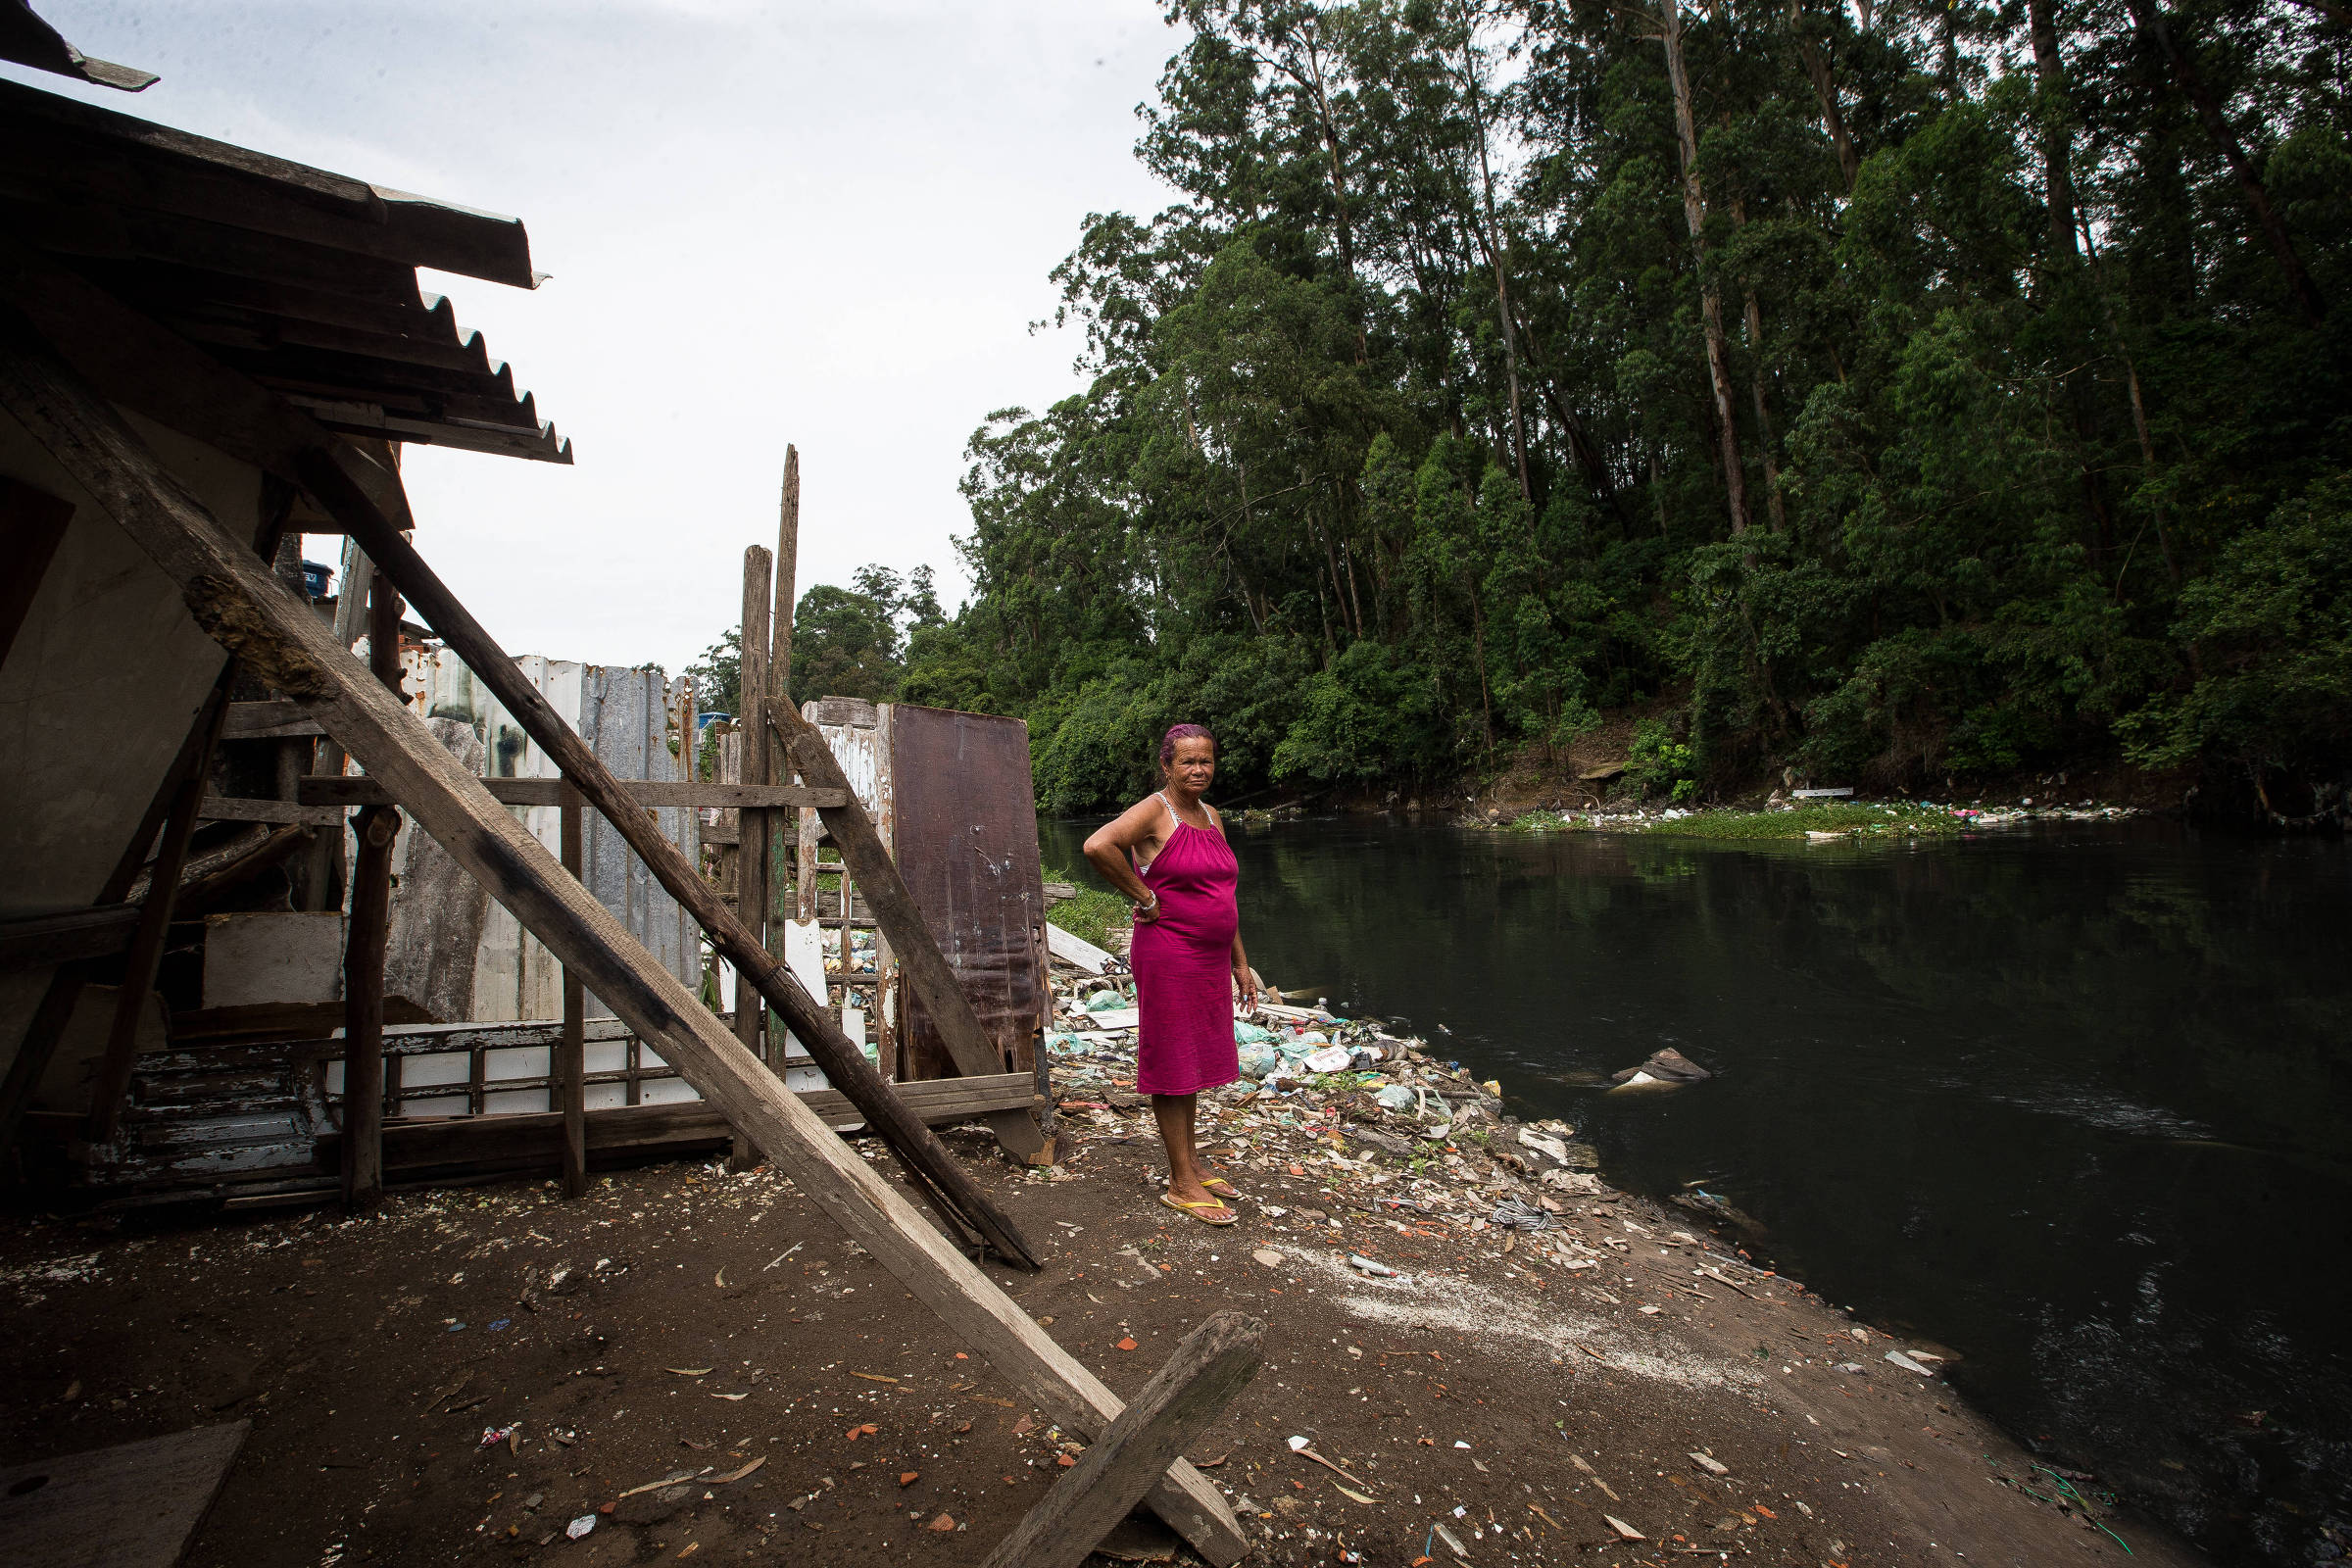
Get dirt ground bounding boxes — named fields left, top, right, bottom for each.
left=0, top=1093, right=2206, bottom=1568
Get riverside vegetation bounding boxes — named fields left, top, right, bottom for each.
left=700, top=0, right=2352, bottom=822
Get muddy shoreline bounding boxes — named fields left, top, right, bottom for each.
left=0, top=1005, right=2204, bottom=1568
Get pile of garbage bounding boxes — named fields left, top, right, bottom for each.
left=1039, top=966, right=1617, bottom=1214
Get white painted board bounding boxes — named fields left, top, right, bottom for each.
left=1047, top=921, right=1114, bottom=975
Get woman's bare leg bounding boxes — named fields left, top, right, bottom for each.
left=1152, top=1093, right=1225, bottom=1210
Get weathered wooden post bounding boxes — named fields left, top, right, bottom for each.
left=769, top=446, right=799, bottom=940
left=734, top=545, right=772, bottom=1062
left=729, top=546, right=773, bottom=1173
left=559, top=780, right=587, bottom=1198
left=981, top=1312, right=1264, bottom=1568
left=340, top=569, right=405, bottom=1210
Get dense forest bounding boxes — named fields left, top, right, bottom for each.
left=783, top=0, right=2352, bottom=813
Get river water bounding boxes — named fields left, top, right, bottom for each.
left=1042, top=816, right=2351, bottom=1565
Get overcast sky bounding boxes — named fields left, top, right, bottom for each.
left=10, top=0, right=1184, bottom=674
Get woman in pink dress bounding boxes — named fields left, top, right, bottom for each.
left=1083, top=724, right=1255, bottom=1226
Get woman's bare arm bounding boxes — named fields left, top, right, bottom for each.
left=1083, top=799, right=1167, bottom=920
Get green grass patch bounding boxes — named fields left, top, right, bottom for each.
left=1044, top=863, right=1130, bottom=950
left=1642, top=802, right=1967, bottom=839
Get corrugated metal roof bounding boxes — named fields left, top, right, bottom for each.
left=0, top=76, right=570, bottom=463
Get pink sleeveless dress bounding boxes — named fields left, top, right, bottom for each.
left=1130, top=797, right=1241, bottom=1098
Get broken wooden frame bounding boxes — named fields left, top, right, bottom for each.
left=0, top=314, right=1247, bottom=1563
left=980, top=1311, right=1264, bottom=1568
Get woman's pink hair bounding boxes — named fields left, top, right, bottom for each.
left=1158, top=723, right=1215, bottom=767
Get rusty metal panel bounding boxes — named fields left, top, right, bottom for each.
left=888, top=705, right=1049, bottom=1080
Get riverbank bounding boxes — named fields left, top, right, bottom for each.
left=0, top=1030, right=2200, bottom=1568
left=1473, top=798, right=2144, bottom=840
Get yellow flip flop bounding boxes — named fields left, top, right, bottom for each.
left=1201, top=1174, right=1241, bottom=1198
left=1158, top=1192, right=1238, bottom=1227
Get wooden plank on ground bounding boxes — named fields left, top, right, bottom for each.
left=0, top=318, right=1245, bottom=1566
left=1047, top=921, right=1116, bottom=976
left=980, top=1312, right=1265, bottom=1568
left=0, top=1420, right=249, bottom=1568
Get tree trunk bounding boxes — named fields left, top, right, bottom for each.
left=1661, top=0, right=1751, bottom=535
left=1460, top=30, right=1533, bottom=502
left=2028, top=0, right=2079, bottom=264
left=1298, top=35, right=1370, bottom=365
left=1788, top=0, right=1860, bottom=191
left=2132, top=0, right=2326, bottom=323
left=1742, top=289, right=1787, bottom=531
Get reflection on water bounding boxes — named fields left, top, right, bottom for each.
left=1043, top=816, right=2352, bottom=1566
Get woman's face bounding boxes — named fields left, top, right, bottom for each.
left=1165, top=736, right=1216, bottom=794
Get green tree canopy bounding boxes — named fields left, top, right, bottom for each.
left=887, top=0, right=2352, bottom=815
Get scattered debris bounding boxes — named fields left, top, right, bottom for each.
left=1608, top=1048, right=1712, bottom=1087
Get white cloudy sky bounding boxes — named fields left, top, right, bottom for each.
left=10, top=1, right=1184, bottom=673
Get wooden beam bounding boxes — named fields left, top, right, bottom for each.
left=772, top=708, right=1054, bottom=1163
left=767, top=446, right=799, bottom=939
left=199, top=795, right=344, bottom=826
left=0, top=473, right=75, bottom=669
left=0, top=309, right=1244, bottom=1564
left=0, top=905, right=141, bottom=971
left=222, top=698, right=325, bottom=740
left=772, top=446, right=800, bottom=695
left=559, top=781, right=587, bottom=1199
left=980, top=1312, right=1265, bottom=1568
left=86, top=672, right=232, bottom=1143
left=340, top=569, right=403, bottom=1213
left=731, top=546, right=772, bottom=1172
left=297, top=776, right=846, bottom=810
left=735, top=546, right=771, bottom=1065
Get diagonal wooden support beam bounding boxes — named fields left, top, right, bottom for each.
left=0, top=314, right=1248, bottom=1566
left=982, top=1312, right=1265, bottom=1568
